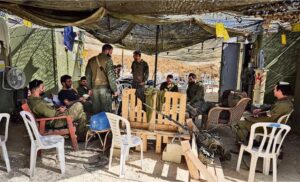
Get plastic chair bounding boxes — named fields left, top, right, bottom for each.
left=0, top=113, right=11, bottom=172
left=206, top=98, right=251, bottom=129
left=20, top=111, right=65, bottom=177
left=106, top=112, right=143, bottom=178
left=277, top=110, right=294, bottom=124
left=21, top=103, right=78, bottom=151
left=236, top=122, right=291, bottom=182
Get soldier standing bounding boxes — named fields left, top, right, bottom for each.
left=131, top=50, right=149, bottom=103
left=85, top=44, right=117, bottom=113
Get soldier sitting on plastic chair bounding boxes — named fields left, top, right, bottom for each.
left=235, top=82, right=294, bottom=144
left=27, top=79, right=88, bottom=141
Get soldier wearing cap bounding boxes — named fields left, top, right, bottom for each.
left=235, top=82, right=294, bottom=143
left=85, top=44, right=117, bottom=113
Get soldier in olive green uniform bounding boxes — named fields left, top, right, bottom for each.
left=131, top=50, right=149, bottom=105
left=27, top=79, right=87, bottom=141
left=186, top=73, right=206, bottom=118
left=85, top=44, right=117, bottom=113
left=235, top=82, right=294, bottom=143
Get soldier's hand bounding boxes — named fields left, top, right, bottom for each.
left=88, top=90, right=93, bottom=96
left=112, top=92, right=118, bottom=97
left=253, top=109, right=262, bottom=114
left=140, top=82, right=145, bottom=86
left=79, top=97, right=84, bottom=102
left=58, top=106, right=66, bottom=113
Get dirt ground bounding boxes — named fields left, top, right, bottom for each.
left=1, top=114, right=300, bottom=182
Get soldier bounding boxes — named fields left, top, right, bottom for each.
left=58, top=75, right=93, bottom=113
left=235, top=82, right=294, bottom=143
left=27, top=79, right=87, bottom=141
left=131, top=50, right=149, bottom=103
left=85, top=44, right=117, bottom=113
left=77, top=76, right=92, bottom=97
left=186, top=73, right=207, bottom=117
left=160, top=74, right=178, bottom=92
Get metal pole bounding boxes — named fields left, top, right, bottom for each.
left=154, top=25, right=160, bottom=87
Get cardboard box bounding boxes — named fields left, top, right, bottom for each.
left=162, top=143, right=183, bottom=163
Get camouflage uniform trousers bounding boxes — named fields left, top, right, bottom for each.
left=234, top=119, right=263, bottom=144
left=92, top=87, right=112, bottom=113
left=55, top=102, right=88, bottom=141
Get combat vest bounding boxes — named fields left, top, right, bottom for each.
left=89, top=53, right=110, bottom=87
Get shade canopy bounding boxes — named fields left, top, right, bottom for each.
left=0, top=0, right=299, bottom=53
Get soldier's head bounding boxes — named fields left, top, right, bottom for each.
left=102, top=44, right=113, bottom=57
left=274, top=82, right=292, bottom=99
left=166, top=74, right=173, bottom=85
left=80, top=76, right=88, bottom=87
left=61, top=75, right=72, bottom=89
left=188, top=73, right=196, bottom=84
left=29, top=79, right=45, bottom=96
left=133, top=50, right=142, bottom=62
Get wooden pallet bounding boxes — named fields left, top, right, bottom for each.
left=131, top=129, right=190, bottom=153
left=122, top=89, right=149, bottom=130
left=122, top=89, right=187, bottom=132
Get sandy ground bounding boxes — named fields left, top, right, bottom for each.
left=1, top=109, right=300, bottom=182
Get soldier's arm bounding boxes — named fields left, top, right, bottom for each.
left=85, top=61, right=92, bottom=88
left=106, top=60, right=117, bottom=93
left=35, top=102, right=57, bottom=118
left=143, top=62, right=149, bottom=82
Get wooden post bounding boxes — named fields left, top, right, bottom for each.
left=154, top=25, right=160, bottom=87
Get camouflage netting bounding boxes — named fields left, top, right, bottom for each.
left=0, top=1, right=300, bottom=53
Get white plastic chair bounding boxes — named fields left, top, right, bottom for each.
left=277, top=110, right=293, bottom=124
left=0, top=113, right=11, bottom=172
left=20, top=111, right=65, bottom=177
left=236, top=122, right=291, bottom=182
left=106, top=112, right=143, bottom=178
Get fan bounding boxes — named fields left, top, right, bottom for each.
left=2, top=67, right=26, bottom=90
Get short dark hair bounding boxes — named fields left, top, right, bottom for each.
left=167, top=74, right=173, bottom=79
left=80, top=76, right=87, bottom=81
left=102, top=44, right=113, bottom=52
left=276, top=82, right=292, bottom=95
left=29, top=79, right=43, bottom=91
left=188, top=73, right=196, bottom=79
left=60, top=75, right=72, bottom=84
left=116, top=64, right=122, bottom=68
left=133, top=50, right=141, bottom=56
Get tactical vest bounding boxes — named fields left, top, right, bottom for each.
left=89, top=54, right=110, bottom=87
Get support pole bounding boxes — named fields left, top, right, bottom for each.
left=51, top=28, right=58, bottom=91
left=121, top=48, right=124, bottom=77
left=154, top=25, right=160, bottom=87
left=293, top=54, right=300, bottom=134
